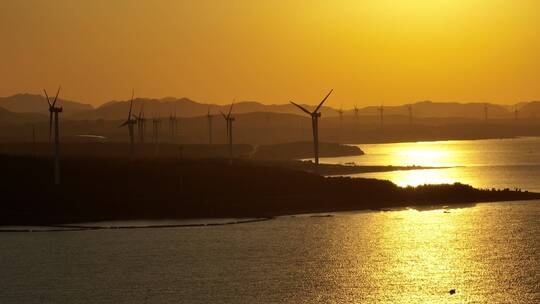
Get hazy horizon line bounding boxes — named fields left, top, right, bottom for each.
left=2, top=91, right=538, bottom=110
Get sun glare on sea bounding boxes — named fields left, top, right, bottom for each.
left=382, top=142, right=465, bottom=186
left=386, top=141, right=463, bottom=167
left=321, top=140, right=481, bottom=188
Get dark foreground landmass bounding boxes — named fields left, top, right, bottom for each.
left=0, top=141, right=363, bottom=161
left=1, top=155, right=539, bottom=225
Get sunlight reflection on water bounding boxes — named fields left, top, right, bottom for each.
left=0, top=202, right=538, bottom=303
left=320, top=137, right=540, bottom=191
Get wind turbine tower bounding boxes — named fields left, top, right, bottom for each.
left=134, top=101, right=146, bottom=143
left=152, top=114, right=162, bottom=156
left=169, top=106, right=178, bottom=141
left=290, top=89, right=333, bottom=174
left=354, top=105, right=359, bottom=121
left=119, top=90, right=137, bottom=158
left=44, top=86, right=62, bottom=185
left=338, top=107, right=344, bottom=142
left=207, top=107, right=213, bottom=145
left=221, top=103, right=235, bottom=165
left=378, top=105, right=384, bottom=128
left=407, top=105, right=413, bottom=125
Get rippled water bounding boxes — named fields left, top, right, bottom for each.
left=0, top=201, right=538, bottom=303
left=321, top=137, right=540, bottom=192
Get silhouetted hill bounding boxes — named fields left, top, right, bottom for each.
left=64, top=98, right=540, bottom=121
left=0, top=106, right=47, bottom=124
left=0, top=93, right=93, bottom=115
left=5, top=92, right=540, bottom=122
left=70, top=97, right=341, bottom=120
left=354, top=101, right=512, bottom=119
left=518, top=101, right=540, bottom=119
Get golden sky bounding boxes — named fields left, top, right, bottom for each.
left=1, top=0, right=539, bottom=107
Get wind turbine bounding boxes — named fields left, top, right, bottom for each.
left=169, top=105, right=178, bottom=141
left=220, top=102, right=235, bottom=165
left=407, top=105, right=413, bottom=125
left=119, top=90, right=137, bottom=158
left=134, top=101, right=146, bottom=143
left=514, top=108, right=519, bottom=121
left=337, top=107, right=344, bottom=142
left=207, top=107, right=213, bottom=145
left=378, top=104, right=384, bottom=128
left=44, top=86, right=62, bottom=185
left=290, top=89, right=333, bottom=174
left=152, top=113, right=162, bottom=156
left=354, top=104, right=359, bottom=121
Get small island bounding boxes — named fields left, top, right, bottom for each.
left=251, top=141, right=364, bottom=160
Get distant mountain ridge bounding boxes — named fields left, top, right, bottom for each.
left=68, top=97, right=342, bottom=120
left=0, top=105, right=46, bottom=124
left=354, top=101, right=512, bottom=119
left=2, top=93, right=540, bottom=121
left=0, top=94, right=93, bottom=115
left=74, top=98, right=533, bottom=121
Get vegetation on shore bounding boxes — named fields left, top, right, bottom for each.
left=2, top=155, right=538, bottom=225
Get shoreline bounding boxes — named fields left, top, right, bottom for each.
left=255, top=160, right=452, bottom=175
left=340, top=135, right=520, bottom=146
left=2, top=199, right=538, bottom=232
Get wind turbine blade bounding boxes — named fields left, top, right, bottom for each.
left=290, top=102, right=311, bottom=115
left=119, top=120, right=129, bottom=128
left=228, top=102, right=234, bottom=117
left=314, top=89, right=333, bottom=113
left=52, top=86, right=61, bottom=106
left=43, top=89, right=52, bottom=107
left=128, top=90, right=134, bottom=119
left=220, top=111, right=227, bottom=120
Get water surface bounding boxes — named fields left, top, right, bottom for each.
left=1, top=201, right=538, bottom=303
left=321, top=137, right=540, bottom=192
